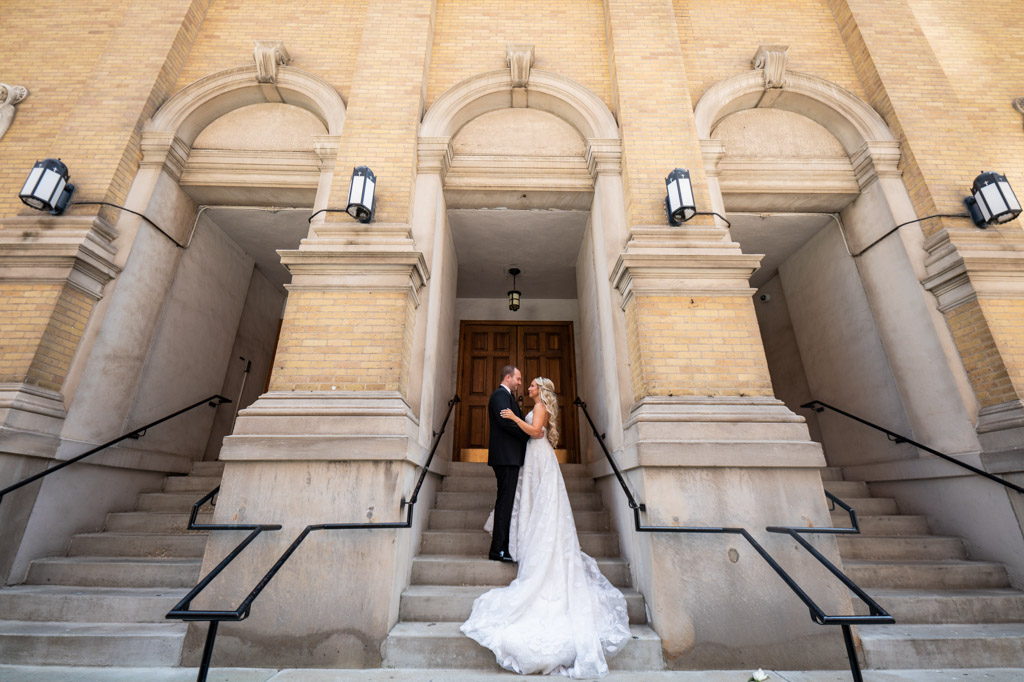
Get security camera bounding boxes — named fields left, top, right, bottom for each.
left=759, top=293, right=771, bottom=302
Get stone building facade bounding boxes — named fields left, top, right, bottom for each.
left=1, top=0, right=1023, bottom=674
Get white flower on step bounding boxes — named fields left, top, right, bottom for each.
left=748, top=670, right=769, bottom=682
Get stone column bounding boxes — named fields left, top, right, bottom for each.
left=600, top=0, right=850, bottom=668
left=829, top=0, right=1024, bottom=453
left=829, top=0, right=1024, bottom=583
left=183, top=0, right=439, bottom=667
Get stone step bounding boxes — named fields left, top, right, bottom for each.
left=447, top=461, right=591, bottom=478
left=189, top=460, right=225, bottom=476
left=420, top=530, right=619, bottom=557
left=161, top=476, right=223, bottom=493
left=410, top=555, right=631, bottom=588
left=828, top=497, right=899, bottom=515
left=435, top=491, right=603, bottom=511
left=0, top=585, right=188, bottom=623
left=858, top=623, right=1024, bottom=668
left=836, top=535, right=968, bottom=561
left=398, top=584, right=648, bottom=624
left=67, top=532, right=208, bottom=558
left=429, top=508, right=610, bottom=532
left=104, top=511, right=212, bottom=534
left=25, top=557, right=201, bottom=589
left=854, top=588, right=1024, bottom=624
left=0, top=620, right=187, bottom=666
left=821, top=480, right=870, bottom=498
left=819, top=467, right=845, bottom=481
left=381, top=621, right=664, bottom=671
left=844, top=560, right=1011, bottom=590
left=441, top=475, right=595, bottom=493
left=135, top=492, right=208, bottom=512
left=830, top=513, right=930, bottom=536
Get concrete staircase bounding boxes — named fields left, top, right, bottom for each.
left=0, top=460, right=223, bottom=666
left=820, top=466, right=1024, bottom=668
left=381, top=460, right=664, bottom=672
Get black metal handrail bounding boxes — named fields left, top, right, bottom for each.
left=0, top=395, right=231, bottom=513
left=802, top=400, right=1024, bottom=496
left=167, top=395, right=460, bottom=682
left=574, top=397, right=893, bottom=682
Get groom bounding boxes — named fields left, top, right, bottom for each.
left=487, top=365, right=530, bottom=562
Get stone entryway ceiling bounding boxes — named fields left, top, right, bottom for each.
left=201, top=207, right=309, bottom=294
left=730, top=212, right=835, bottom=289
left=449, top=208, right=588, bottom=299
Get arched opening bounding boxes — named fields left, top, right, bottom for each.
left=417, top=69, right=625, bottom=467
left=695, top=71, right=979, bottom=474
left=59, top=65, right=345, bottom=466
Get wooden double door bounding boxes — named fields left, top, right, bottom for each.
left=455, top=321, right=578, bottom=463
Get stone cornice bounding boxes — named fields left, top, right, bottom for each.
left=922, top=228, right=1024, bottom=310
left=611, top=251, right=763, bottom=306
left=279, top=246, right=429, bottom=306
left=0, top=215, right=121, bottom=299
left=849, top=140, right=903, bottom=190
left=417, top=137, right=453, bottom=177
left=585, top=138, right=622, bottom=177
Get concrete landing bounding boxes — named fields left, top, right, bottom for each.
left=0, top=667, right=1021, bottom=681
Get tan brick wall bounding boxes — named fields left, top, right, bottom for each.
left=604, top=0, right=715, bottom=230
left=944, top=298, right=1015, bottom=408
left=174, top=1, right=367, bottom=103
left=0, top=283, right=94, bottom=392
left=975, top=298, right=1024, bottom=405
left=269, top=290, right=414, bottom=394
left=427, top=0, right=612, bottom=110
left=907, top=0, right=1024, bottom=215
left=323, top=0, right=435, bottom=226
left=0, top=0, right=207, bottom=220
left=625, top=294, right=775, bottom=400
left=675, top=0, right=867, bottom=106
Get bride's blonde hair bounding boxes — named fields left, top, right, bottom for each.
left=533, top=377, right=559, bottom=448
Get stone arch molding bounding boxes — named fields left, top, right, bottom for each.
left=695, top=70, right=901, bottom=187
left=419, top=69, right=621, bottom=178
left=142, top=64, right=346, bottom=175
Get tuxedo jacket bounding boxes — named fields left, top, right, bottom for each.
left=487, top=386, right=530, bottom=466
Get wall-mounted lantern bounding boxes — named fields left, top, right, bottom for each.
left=346, top=166, right=376, bottom=223
left=19, top=158, right=75, bottom=215
left=508, top=268, right=521, bottom=312
left=665, top=168, right=696, bottom=226
left=965, top=171, right=1021, bottom=228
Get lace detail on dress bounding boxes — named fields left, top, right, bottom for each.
left=462, top=408, right=631, bottom=677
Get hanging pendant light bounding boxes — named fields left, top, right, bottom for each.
left=507, top=268, right=521, bottom=312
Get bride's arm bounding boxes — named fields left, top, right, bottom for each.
left=500, top=403, right=548, bottom=438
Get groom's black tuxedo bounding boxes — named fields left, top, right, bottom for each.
left=487, top=385, right=529, bottom=560
left=487, top=386, right=529, bottom=466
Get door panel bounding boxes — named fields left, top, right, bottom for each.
left=455, top=321, right=578, bottom=463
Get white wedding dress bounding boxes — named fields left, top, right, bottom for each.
left=461, top=409, right=631, bottom=678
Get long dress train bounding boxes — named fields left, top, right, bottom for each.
left=461, top=410, right=631, bottom=678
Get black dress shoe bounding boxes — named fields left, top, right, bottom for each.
left=488, top=550, right=515, bottom=563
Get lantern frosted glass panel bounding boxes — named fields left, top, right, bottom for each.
left=665, top=168, right=696, bottom=225
left=19, top=159, right=73, bottom=213
left=19, top=166, right=45, bottom=209
left=971, top=172, right=1022, bottom=226
left=345, top=166, right=376, bottom=223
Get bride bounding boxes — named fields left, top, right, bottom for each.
left=461, top=377, right=631, bottom=678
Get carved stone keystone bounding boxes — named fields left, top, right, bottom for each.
left=507, top=44, right=535, bottom=89
left=254, top=41, right=291, bottom=84
left=751, top=45, right=789, bottom=90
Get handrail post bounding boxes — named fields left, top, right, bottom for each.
left=196, top=621, right=219, bottom=682
left=841, top=624, right=862, bottom=682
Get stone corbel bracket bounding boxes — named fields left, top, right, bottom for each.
left=417, top=137, right=454, bottom=179
left=1014, top=97, right=1024, bottom=131
left=922, top=227, right=1024, bottom=312
left=751, top=45, right=789, bottom=107
left=0, top=83, right=29, bottom=141
left=507, top=44, right=535, bottom=107
left=254, top=40, right=291, bottom=101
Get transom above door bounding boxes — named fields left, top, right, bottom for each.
left=455, top=321, right=578, bottom=463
